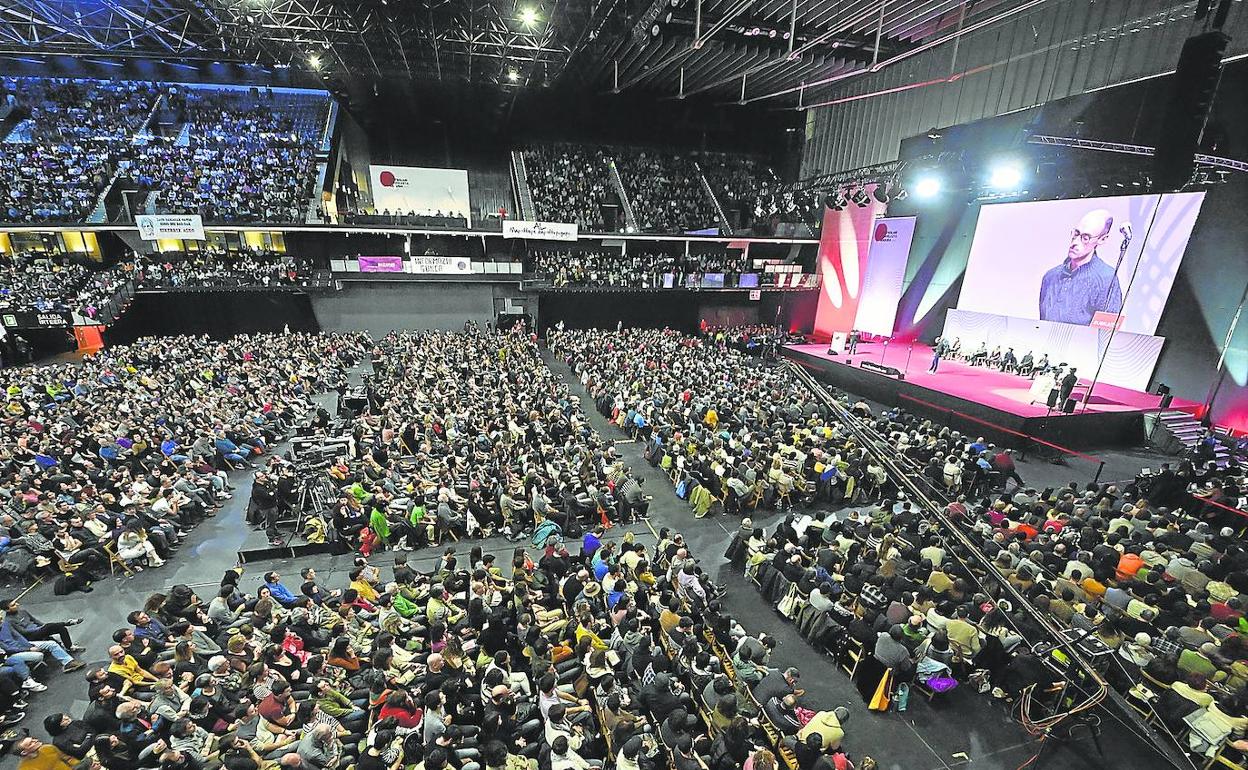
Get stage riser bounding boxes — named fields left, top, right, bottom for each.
left=784, top=349, right=1146, bottom=450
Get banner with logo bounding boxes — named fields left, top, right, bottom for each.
left=409, top=256, right=473, bottom=275
left=853, top=216, right=916, bottom=337
left=368, top=165, right=470, bottom=224
left=135, top=214, right=205, bottom=241
left=358, top=256, right=405, bottom=273
left=502, top=220, right=579, bottom=242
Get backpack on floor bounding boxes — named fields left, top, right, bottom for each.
left=532, top=519, right=562, bottom=549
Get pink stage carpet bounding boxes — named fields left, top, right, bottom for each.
left=786, top=342, right=1201, bottom=418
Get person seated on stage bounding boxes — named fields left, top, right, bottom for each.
left=999, top=348, right=1018, bottom=373
left=947, top=337, right=962, bottom=360
left=1017, top=351, right=1035, bottom=378
left=1032, top=353, right=1050, bottom=378
left=969, top=342, right=988, bottom=366
left=986, top=346, right=1003, bottom=369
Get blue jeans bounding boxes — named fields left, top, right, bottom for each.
left=6, top=650, right=44, bottom=678
left=28, top=640, right=72, bottom=665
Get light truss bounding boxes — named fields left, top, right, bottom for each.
left=0, top=0, right=584, bottom=85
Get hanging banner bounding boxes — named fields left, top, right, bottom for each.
left=502, top=220, right=579, bottom=242
left=409, top=256, right=473, bottom=275
left=358, top=256, right=406, bottom=273
left=853, top=216, right=916, bottom=337
left=135, top=214, right=205, bottom=241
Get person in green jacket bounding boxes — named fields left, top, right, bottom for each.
left=369, top=504, right=390, bottom=546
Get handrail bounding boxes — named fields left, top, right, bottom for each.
left=785, top=361, right=1195, bottom=768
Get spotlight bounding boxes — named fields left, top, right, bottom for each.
left=914, top=176, right=941, bottom=199
left=871, top=183, right=891, bottom=204
left=988, top=163, right=1023, bottom=190
left=849, top=187, right=872, bottom=207
left=308, top=54, right=322, bottom=70
left=520, top=7, right=538, bottom=25
left=507, top=70, right=519, bottom=81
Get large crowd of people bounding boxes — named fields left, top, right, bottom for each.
left=8, top=512, right=868, bottom=770
left=0, top=254, right=94, bottom=315
left=525, top=145, right=614, bottom=231
left=613, top=150, right=718, bottom=234
left=0, top=77, right=157, bottom=223
left=523, top=144, right=782, bottom=234
left=530, top=250, right=750, bottom=288
left=0, top=77, right=329, bottom=224
left=134, top=252, right=314, bottom=290
left=277, top=325, right=652, bottom=552
left=0, top=331, right=368, bottom=589
left=699, top=154, right=780, bottom=222
left=552, top=325, right=1248, bottom=764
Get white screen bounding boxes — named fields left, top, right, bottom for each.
left=368, top=165, right=471, bottom=222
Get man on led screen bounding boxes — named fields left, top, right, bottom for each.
left=1038, top=209, right=1125, bottom=326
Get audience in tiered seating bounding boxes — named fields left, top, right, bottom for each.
left=0, top=332, right=367, bottom=589
left=530, top=250, right=749, bottom=288
left=0, top=253, right=92, bottom=314
left=0, top=78, right=157, bottom=222
left=525, top=144, right=612, bottom=230
left=0, top=78, right=328, bottom=224
left=614, top=149, right=717, bottom=233
left=134, top=251, right=313, bottom=290
left=134, top=87, right=324, bottom=223
left=700, top=154, right=780, bottom=219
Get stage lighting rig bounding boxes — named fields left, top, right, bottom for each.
left=848, top=186, right=872, bottom=207
left=871, top=183, right=891, bottom=204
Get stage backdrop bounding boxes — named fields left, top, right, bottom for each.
left=958, top=193, right=1205, bottom=336
left=813, top=198, right=886, bottom=339
left=853, top=216, right=915, bottom=337
left=368, top=165, right=471, bottom=223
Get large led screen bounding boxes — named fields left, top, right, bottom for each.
left=957, top=192, right=1205, bottom=336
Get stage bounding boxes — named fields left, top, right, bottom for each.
left=783, top=342, right=1202, bottom=450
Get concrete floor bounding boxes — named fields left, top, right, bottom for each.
left=0, top=352, right=1186, bottom=770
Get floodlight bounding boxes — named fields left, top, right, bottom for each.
left=914, top=176, right=941, bottom=199
left=988, top=163, right=1023, bottom=190
left=520, top=7, right=538, bottom=25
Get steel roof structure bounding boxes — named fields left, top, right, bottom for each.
left=0, top=1, right=1178, bottom=102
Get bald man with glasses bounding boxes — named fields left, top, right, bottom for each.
left=1038, top=208, right=1127, bottom=326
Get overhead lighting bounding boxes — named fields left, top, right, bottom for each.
left=988, top=162, right=1023, bottom=190
left=849, top=187, right=872, bottom=207
left=914, top=175, right=942, bottom=199
left=507, top=69, right=519, bottom=82
left=520, top=7, right=538, bottom=25
left=308, top=54, right=322, bottom=70
left=871, top=183, right=891, bottom=204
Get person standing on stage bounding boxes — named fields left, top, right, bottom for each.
left=928, top=337, right=949, bottom=374
left=847, top=330, right=859, bottom=355
left=1059, top=367, right=1079, bottom=409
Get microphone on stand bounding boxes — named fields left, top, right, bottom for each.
left=1105, top=222, right=1132, bottom=303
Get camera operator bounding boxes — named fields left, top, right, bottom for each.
left=249, top=473, right=282, bottom=546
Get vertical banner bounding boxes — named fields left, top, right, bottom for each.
left=812, top=199, right=886, bottom=339
left=853, top=216, right=916, bottom=337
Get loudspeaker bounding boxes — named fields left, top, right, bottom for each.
left=1062, top=398, right=1078, bottom=414
left=1160, top=393, right=1174, bottom=409
left=1153, top=31, right=1229, bottom=191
